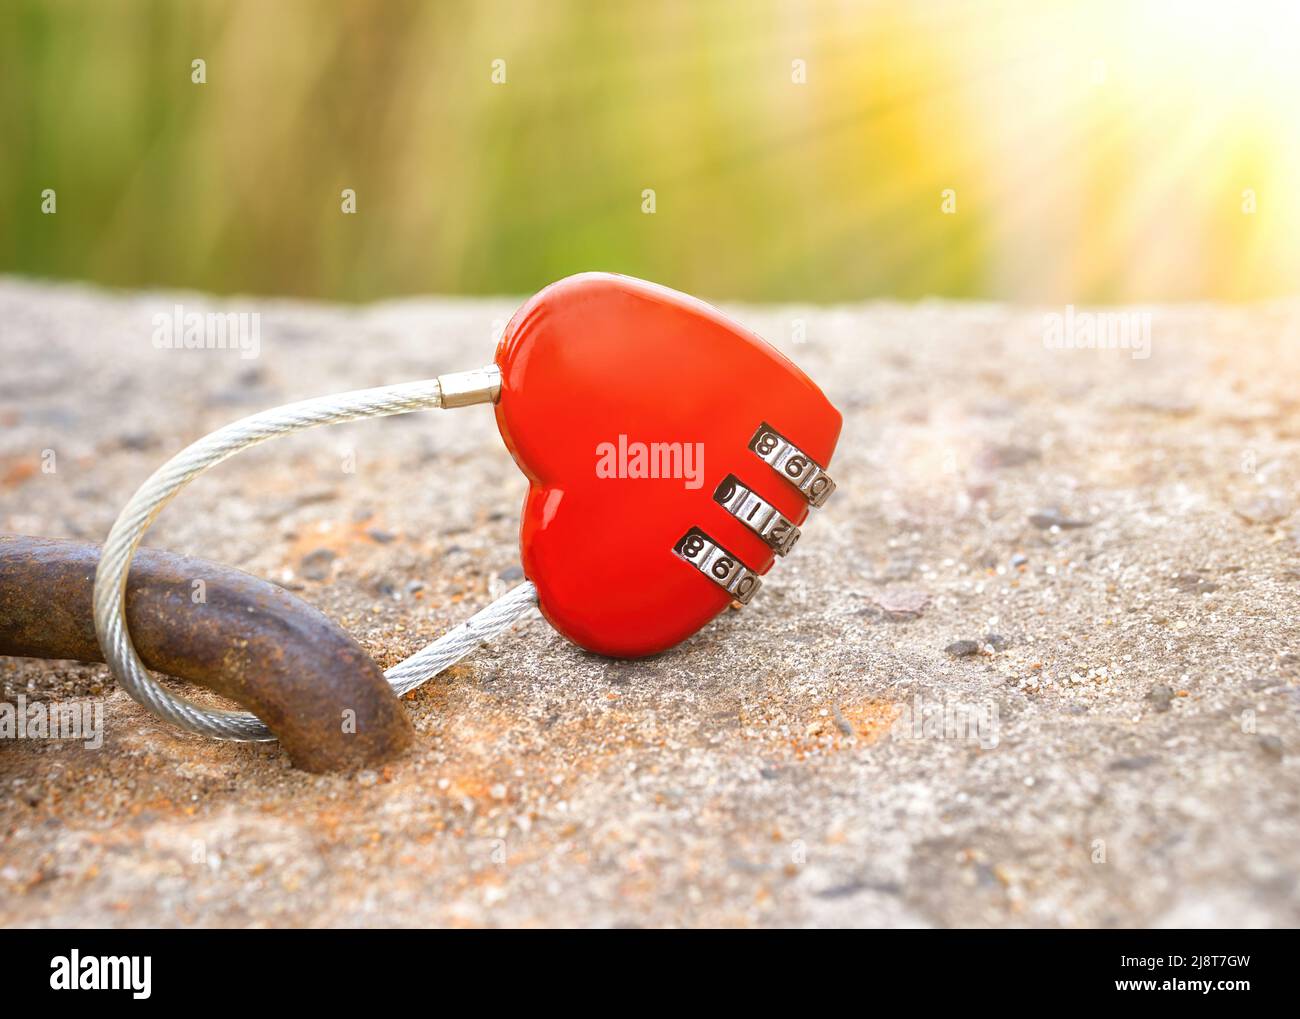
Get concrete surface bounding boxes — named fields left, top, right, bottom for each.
left=1, top=276, right=1298, bottom=928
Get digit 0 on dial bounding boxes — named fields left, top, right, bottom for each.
left=748, top=422, right=837, bottom=507
left=672, top=527, right=761, bottom=604
left=713, top=474, right=800, bottom=555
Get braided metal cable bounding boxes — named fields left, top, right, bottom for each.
left=384, top=579, right=539, bottom=696
left=92, top=377, right=537, bottom=742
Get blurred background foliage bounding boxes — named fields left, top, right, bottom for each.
left=2, top=0, right=1298, bottom=304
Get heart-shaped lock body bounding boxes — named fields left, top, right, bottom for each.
left=494, top=273, right=841, bottom=657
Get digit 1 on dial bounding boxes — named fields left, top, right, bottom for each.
left=713, top=474, right=800, bottom=555
left=672, top=526, right=761, bottom=604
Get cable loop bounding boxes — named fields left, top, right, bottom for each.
left=92, top=375, right=535, bottom=742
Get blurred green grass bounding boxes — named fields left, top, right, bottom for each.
left=1, top=0, right=1296, bottom=304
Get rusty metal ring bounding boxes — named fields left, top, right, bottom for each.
left=0, top=535, right=412, bottom=771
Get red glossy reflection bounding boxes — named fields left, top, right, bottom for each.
left=494, top=273, right=841, bottom=657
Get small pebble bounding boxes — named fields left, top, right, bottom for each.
left=300, top=548, right=337, bottom=581
left=977, top=444, right=1039, bottom=470
left=355, top=770, right=378, bottom=787
left=366, top=528, right=397, bottom=544
left=1147, top=684, right=1175, bottom=712
left=1233, top=491, right=1292, bottom=525
left=1172, top=573, right=1219, bottom=595
left=873, top=589, right=930, bottom=620
left=945, top=640, right=980, bottom=657
left=1109, top=755, right=1157, bottom=771
left=1258, top=734, right=1284, bottom=760
left=116, top=431, right=157, bottom=451
left=1028, top=508, right=1092, bottom=530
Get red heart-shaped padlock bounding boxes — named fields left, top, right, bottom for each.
left=494, top=273, right=841, bottom=657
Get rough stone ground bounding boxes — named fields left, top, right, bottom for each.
left=1, top=277, right=1298, bottom=928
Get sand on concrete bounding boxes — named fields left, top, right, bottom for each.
left=1, top=278, right=1298, bottom=927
